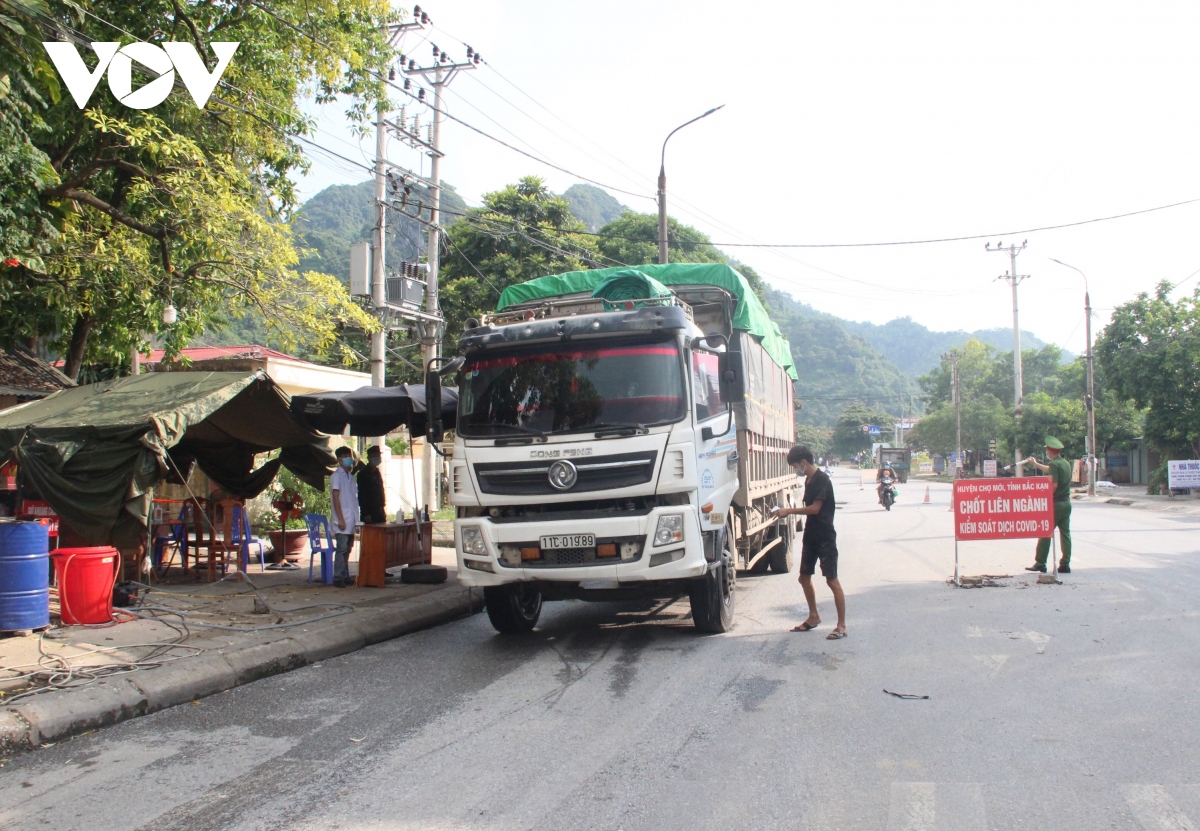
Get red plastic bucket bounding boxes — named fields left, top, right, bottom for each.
left=50, top=547, right=119, bottom=625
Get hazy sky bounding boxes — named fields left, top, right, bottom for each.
left=296, top=1, right=1200, bottom=355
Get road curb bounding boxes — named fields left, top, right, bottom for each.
left=0, top=585, right=481, bottom=755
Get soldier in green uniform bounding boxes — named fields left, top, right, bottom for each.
left=1023, top=436, right=1073, bottom=574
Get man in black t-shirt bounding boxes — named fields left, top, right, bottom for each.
left=775, top=445, right=847, bottom=640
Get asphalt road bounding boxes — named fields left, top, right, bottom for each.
left=3, top=468, right=1199, bottom=831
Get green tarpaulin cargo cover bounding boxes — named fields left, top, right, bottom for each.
left=0, top=371, right=334, bottom=547
left=495, top=262, right=797, bottom=380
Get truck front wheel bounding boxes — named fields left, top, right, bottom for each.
left=691, top=535, right=735, bottom=633
left=484, top=584, right=542, bottom=634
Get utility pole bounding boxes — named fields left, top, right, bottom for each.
left=1050, top=258, right=1097, bottom=496
left=404, top=35, right=476, bottom=511
left=657, top=106, right=724, bottom=264
left=987, top=240, right=1029, bottom=476
left=945, top=353, right=962, bottom=476
left=356, top=8, right=478, bottom=511
left=371, top=101, right=387, bottom=391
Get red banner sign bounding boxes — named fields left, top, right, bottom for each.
left=954, top=477, right=1055, bottom=541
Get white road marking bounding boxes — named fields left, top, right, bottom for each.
left=888, top=782, right=936, bottom=831
left=887, top=782, right=987, bottom=831
left=1125, top=784, right=1197, bottom=831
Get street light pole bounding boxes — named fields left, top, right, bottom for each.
left=1049, top=257, right=1097, bottom=497
left=657, top=105, right=724, bottom=264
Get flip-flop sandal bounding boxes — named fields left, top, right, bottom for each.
left=826, top=628, right=847, bottom=640
left=791, top=621, right=820, bottom=632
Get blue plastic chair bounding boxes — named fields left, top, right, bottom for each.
left=304, top=513, right=335, bottom=585
left=152, top=505, right=190, bottom=574
left=231, top=506, right=265, bottom=572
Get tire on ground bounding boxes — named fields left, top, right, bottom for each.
left=768, top=521, right=793, bottom=574
left=400, top=564, right=448, bottom=584
left=691, top=534, right=735, bottom=633
left=484, top=583, right=542, bottom=634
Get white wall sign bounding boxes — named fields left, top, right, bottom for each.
left=1167, top=460, right=1200, bottom=490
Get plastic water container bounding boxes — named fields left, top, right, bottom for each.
left=0, top=520, right=51, bottom=631
left=50, top=546, right=119, bottom=625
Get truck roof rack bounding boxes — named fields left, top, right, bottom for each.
left=481, top=292, right=692, bottom=328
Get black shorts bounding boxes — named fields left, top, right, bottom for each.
left=800, top=539, right=838, bottom=579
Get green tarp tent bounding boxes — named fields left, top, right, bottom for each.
left=0, top=371, right=334, bottom=547
left=495, top=262, right=797, bottom=379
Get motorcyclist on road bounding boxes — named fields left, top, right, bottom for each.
left=877, top=464, right=897, bottom=506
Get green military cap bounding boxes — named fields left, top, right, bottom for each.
left=1044, top=436, right=1064, bottom=450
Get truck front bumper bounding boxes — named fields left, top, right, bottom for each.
left=455, top=507, right=708, bottom=588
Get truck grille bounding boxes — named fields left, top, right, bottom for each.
left=474, top=450, right=658, bottom=496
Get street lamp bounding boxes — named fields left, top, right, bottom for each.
left=1048, top=257, right=1097, bottom=497
left=657, top=105, right=724, bottom=264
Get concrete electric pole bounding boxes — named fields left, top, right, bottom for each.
left=404, top=40, right=476, bottom=512
left=1049, top=258, right=1097, bottom=496
left=363, top=9, right=476, bottom=511
left=987, top=240, right=1028, bottom=476
left=657, top=106, right=724, bottom=264
left=943, top=352, right=963, bottom=476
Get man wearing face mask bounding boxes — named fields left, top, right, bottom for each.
left=358, top=445, right=387, bottom=525
left=330, top=446, right=359, bottom=587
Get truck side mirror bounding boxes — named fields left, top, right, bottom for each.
left=425, top=365, right=443, bottom=445
left=718, top=349, right=745, bottom=404
left=424, top=356, right=463, bottom=445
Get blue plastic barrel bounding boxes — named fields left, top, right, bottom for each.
left=0, top=521, right=51, bottom=631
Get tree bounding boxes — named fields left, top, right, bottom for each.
left=831, top=403, right=896, bottom=457
left=793, top=424, right=831, bottom=457
left=907, top=393, right=1013, bottom=461
left=438, top=176, right=603, bottom=348
left=1097, top=282, right=1200, bottom=459
left=0, top=0, right=394, bottom=375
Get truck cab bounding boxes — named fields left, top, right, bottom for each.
left=440, top=265, right=797, bottom=634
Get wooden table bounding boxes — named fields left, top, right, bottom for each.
left=356, top=521, right=433, bottom=587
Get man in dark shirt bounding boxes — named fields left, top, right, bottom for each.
left=776, top=444, right=847, bottom=639
left=357, top=445, right=387, bottom=525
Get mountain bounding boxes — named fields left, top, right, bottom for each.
left=562, top=184, right=629, bottom=232
left=291, top=180, right=468, bottom=281
left=839, top=317, right=1066, bottom=378
left=765, top=289, right=919, bottom=427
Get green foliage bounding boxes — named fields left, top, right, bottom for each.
left=912, top=338, right=1144, bottom=461
left=842, top=316, right=1062, bottom=378
left=907, top=393, right=1014, bottom=461
left=1097, top=282, right=1200, bottom=459
left=0, top=0, right=396, bottom=374
left=594, top=211, right=726, bottom=271
left=831, top=403, right=897, bottom=457
left=765, top=290, right=916, bottom=427
left=562, top=184, right=627, bottom=232
left=385, top=436, right=409, bottom=456
left=438, top=176, right=602, bottom=348
left=793, top=424, right=831, bottom=456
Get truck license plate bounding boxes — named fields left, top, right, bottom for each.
left=539, top=534, right=595, bottom=550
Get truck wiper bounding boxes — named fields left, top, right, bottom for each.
left=592, top=422, right=649, bottom=438
left=487, top=424, right=548, bottom=445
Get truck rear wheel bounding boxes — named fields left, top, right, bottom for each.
left=691, top=535, right=735, bottom=633
left=768, top=522, right=794, bottom=574
left=484, top=584, right=542, bottom=634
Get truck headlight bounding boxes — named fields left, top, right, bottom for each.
left=461, top=526, right=487, bottom=555
left=653, top=514, right=684, bottom=547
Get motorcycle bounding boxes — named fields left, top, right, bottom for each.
left=877, top=476, right=898, bottom=511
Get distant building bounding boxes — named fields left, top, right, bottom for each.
left=143, top=344, right=370, bottom=397
left=0, top=346, right=75, bottom=411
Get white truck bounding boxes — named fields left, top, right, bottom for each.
left=431, top=263, right=798, bottom=633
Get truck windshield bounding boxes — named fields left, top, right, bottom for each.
left=457, top=338, right=686, bottom=437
